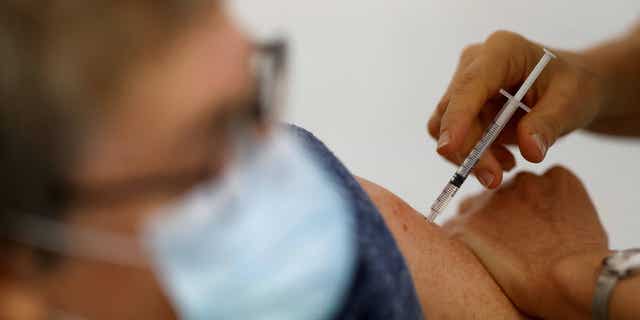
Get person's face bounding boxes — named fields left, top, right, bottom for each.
left=0, top=5, right=256, bottom=320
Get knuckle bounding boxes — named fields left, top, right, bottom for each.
left=546, top=165, right=570, bottom=178
left=514, top=172, right=548, bottom=202
left=514, top=171, right=538, bottom=186
left=534, top=112, right=563, bottom=144
left=459, top=43, right=481, bottom=64
left=452, top=69, right=478, bottom=95
left=546, top=165, right=580, bottom=188
left=476, top=154, right=498, bottom=171
left=436, top=96, right=449, bottom=114
left=537, top=117, right=556, bottom=139
left=543, top=116, right=563, bottom=143
left=427, top=118, right=439, bottom=138
left=484, top=31, right=528, bottom=67
left=485, top=30, right=520, bottom=45
left=440, top=108, right=464, bottom=130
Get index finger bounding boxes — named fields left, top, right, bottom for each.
left=438, top=31, right=537, bottom=156
left=437, top=56, right=506, bottom=155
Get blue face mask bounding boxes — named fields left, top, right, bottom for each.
left=142, top=130, right=357, bottom=320
left=5, top=130, right=356, bottom=320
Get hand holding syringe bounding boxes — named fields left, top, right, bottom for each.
left=428, top=49, right=556, bottom=221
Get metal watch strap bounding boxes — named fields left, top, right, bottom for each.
left=592, top=269, right=619, bottom=320
left=592, top=248, right=640, bottom=320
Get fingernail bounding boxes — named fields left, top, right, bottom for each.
left=532, top=133, right=547, bottom=158
left=438, top=131, right=450, bottom=150
left=476, top=170, right=494, bottom=188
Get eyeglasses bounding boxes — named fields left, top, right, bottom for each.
left=253, top=38, right=288, bottom=123
left=52, top=38, right=290, bottom=207
left=0, top=38, right=289, bottom=267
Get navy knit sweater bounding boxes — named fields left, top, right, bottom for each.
left=290, top=125, right=423, bottom=320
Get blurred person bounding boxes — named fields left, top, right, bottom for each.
left=0, top=1, right=525, bottom=319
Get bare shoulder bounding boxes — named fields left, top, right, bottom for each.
left=355, top=176, right=523, bottom=319
left=356, top=177, right=420, bottom=219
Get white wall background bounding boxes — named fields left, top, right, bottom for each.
left=230, top=1, right=640, bottom=249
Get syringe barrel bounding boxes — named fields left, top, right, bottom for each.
left=428, top=182, right=459, bottom=222
left=456, top=118, right=504, bottom=177
left=427, top=49, right=556, bottom=222
left=454, top=49, right=556, bottom=178
left=495, top=99, right=521, bottom=126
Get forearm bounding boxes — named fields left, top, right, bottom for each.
left=554, top=250, right=640, bottom=319
left=357, top=177, right=522, bottom=319
left=580, top=23, right=640, bottom=136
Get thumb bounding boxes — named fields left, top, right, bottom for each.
left=517, top=94, right=573, bottom=163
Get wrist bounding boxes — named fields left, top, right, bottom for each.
left=578, top=32, right=640, bottom=123
left=564, top=50, right=620, bottom=133
left=552, top=249, right=613, bottom=318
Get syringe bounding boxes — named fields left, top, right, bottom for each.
left=428, top=48, right=556, bottom=222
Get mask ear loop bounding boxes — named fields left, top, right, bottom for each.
left=229, top=38, right=288, bottom=172
left=2, top=213, right=148, bottom=269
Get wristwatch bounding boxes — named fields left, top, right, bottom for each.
left=593, top=248, right=640, bottom=320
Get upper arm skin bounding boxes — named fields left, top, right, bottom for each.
left=356, top=177, right=522, bottom=319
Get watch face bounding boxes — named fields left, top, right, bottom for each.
left=607, top=249, right=640, bottom=277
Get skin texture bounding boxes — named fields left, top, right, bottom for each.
left=442, top=166, right=640, bottom=319
left=428, top=25, right=640, bottom=319
left=357, top=177, right=522, bottom=319
left=0, top=3, right=523, bottom=319
left=428, top=25, right=640, bottom=189
left=580, top=23, right=640, bottom=137
left=3, top=4, right=635, bottom=319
